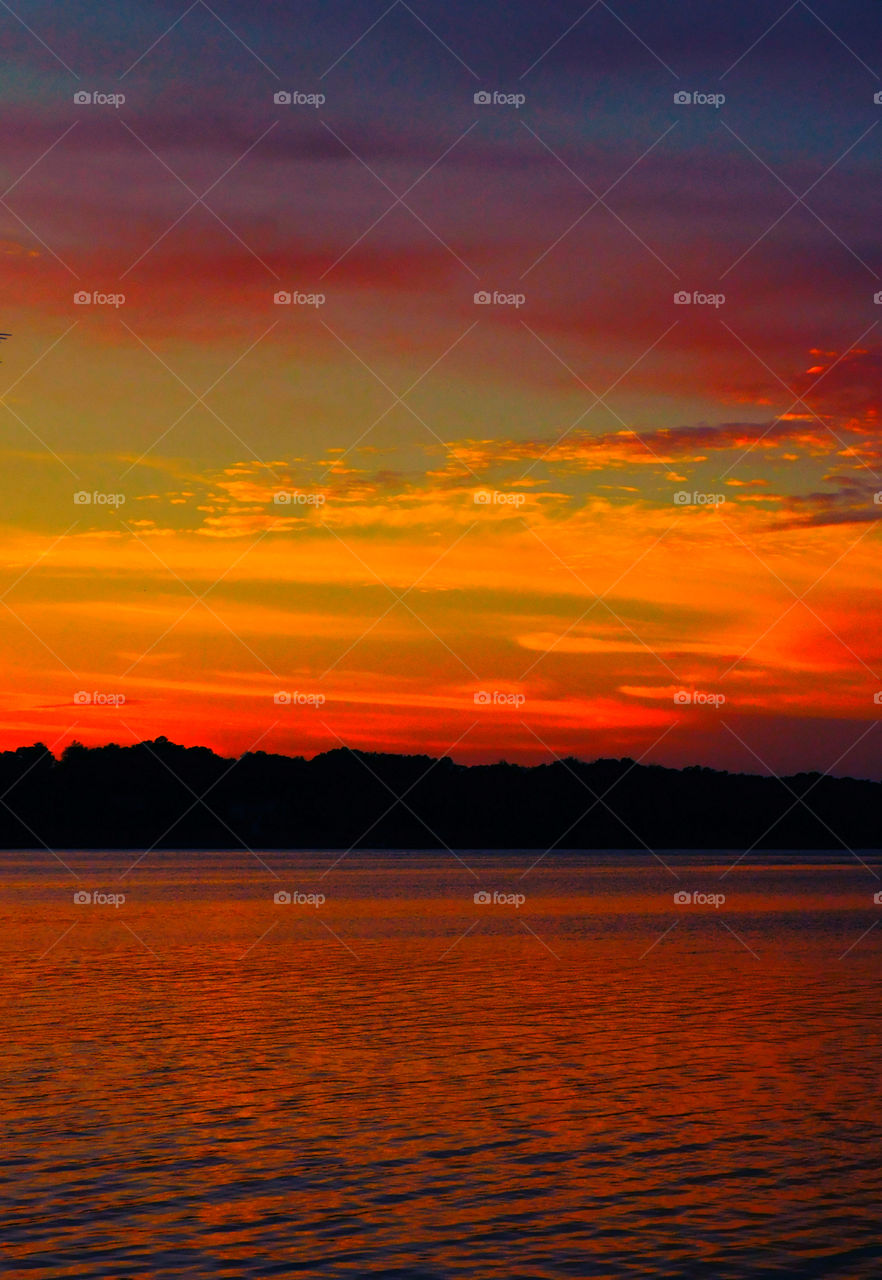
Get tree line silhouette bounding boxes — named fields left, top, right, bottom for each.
left=0, top=738, right=879, bottom=849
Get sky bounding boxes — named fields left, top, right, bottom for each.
left=1, top=0, right=882, bottom=775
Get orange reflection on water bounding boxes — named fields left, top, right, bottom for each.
left=1, top=852, right=881, bottom=1277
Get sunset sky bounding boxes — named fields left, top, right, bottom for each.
left=2, top=0, right=882, bottom=774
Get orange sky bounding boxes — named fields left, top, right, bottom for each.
left=3, top=2, right=882, bottom=774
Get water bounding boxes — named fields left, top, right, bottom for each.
left=2, top=851, right=881, bottom=1278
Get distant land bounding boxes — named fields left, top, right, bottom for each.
left=0, top=738, right=879, bottom=851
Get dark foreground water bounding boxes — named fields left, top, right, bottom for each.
left=2, top=850, right=881, bottom=1278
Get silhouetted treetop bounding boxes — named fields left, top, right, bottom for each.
left=0, top=738, right=878, bottom=850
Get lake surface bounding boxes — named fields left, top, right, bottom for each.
left=2, top=851, right=881, bottom=1278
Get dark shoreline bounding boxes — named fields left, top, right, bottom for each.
left=3, top=738, right=880, bottom=851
